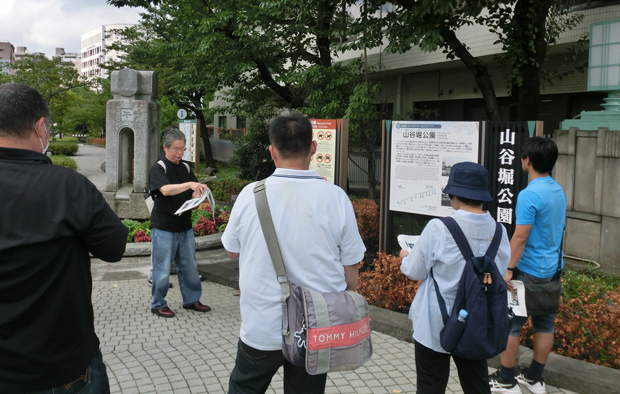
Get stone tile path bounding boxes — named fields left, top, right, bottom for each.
left=93, top=257, right=578, bottom=394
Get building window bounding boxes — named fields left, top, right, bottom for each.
left=237, top=117, right=247, bottom=129
left=218, top=116, right=228, bottom=129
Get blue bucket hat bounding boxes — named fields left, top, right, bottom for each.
left=443, top=162, right=492, bottom=202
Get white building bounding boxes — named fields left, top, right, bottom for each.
left=54, top=48, right=81, bottom=74
left=0, top=41, right=15, bottom=74
left=81, top=24, right=133, bottom=79
left=211, top=1, right=620, bottom=136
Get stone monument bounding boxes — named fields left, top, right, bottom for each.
left=103, top=68, right=160, bottom=219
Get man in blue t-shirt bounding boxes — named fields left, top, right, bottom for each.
left=489, top=137, right=566, bottom=394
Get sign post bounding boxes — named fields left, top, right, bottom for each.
left=178, top=118, right=201, bottom=173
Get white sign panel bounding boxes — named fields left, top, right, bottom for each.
left=389, top=121, right=480, bottom=216
left=179, top=120, right=198, bottom=162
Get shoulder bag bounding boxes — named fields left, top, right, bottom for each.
left=253, top=179, right=373, bottom=375
left=524, top=235, right=564, bottom=316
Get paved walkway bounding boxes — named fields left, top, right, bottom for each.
left=81, top=144, right=578, bottom=393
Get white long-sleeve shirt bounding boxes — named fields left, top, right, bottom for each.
left=400, top=209, right=511, bottom=353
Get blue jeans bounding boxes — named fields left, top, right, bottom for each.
left=151, top=228, right=202, bottom=309
left=509, top=269, right=556, bottom=336
left=24, top=349, right=110, bottom=394
left=228, top=340, right=327, bottom=394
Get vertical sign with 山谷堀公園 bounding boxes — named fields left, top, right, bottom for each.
left=309, top=119, right=338, bottom=184
left=179, top=119, right=198, bottom=163
left=389, top=121, right=480, bottom=217
left=482, top=121, right=535, bottom=238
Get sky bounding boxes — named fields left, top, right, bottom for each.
left=0, top=0, right=144, bottom=57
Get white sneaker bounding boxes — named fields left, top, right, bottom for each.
left=489, top=371, right=522, bottom=394
left=516, top=369, right=546, bottom=394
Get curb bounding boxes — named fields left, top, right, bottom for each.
left=123, top=232, right=223, bottom=257
left=198, top=259, right=620, bottom=394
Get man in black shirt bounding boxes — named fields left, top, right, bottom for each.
left=0, top=83, right=128, bottom=393
left=149, top=126, right=211, bottom=317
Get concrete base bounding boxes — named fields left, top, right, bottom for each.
left=102, top=190, right=150, bottom=220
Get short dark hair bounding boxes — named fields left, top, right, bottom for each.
left=449, top=194, right=484, bottom=207
left=521, top=136, right=558, bottom=174
left=0, top=83, right=49, bottom=139
left=269, top=112, right=312, bottom=159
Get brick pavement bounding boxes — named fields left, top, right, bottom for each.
left=93, top=257, right=578, bottom=394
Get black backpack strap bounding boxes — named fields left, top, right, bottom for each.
left=439, top=217, right=474, bottom=260
left=486, top=223, right=503, bottom=260
left=432, top=217, right=503, bottom=325
left=430, top=268, right=450, bottom=324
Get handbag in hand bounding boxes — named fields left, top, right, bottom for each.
left=253, top=179, right=373, bottom=375
left=524, top=235, right=564, bottom=316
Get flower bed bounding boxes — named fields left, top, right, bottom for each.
left=357, top=250, right=620, bottom=370
left=122, top=202, right=230, bottom=243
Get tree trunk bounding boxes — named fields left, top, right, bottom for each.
left=367, top=151, right=376, bottom=200
left=440, top=26, right=502, bottom=121
left=510, top=0, right=550, bottom=121
left=196, top=110, right=216, bottom=168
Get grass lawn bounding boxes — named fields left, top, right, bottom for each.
left=200, top=161, right=240, bottom=180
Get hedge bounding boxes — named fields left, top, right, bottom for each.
left=87, top=137, right=106, bottom=146
left=49, top=142, right=78, bottom=156
left=50, top=155, right=78, bottom=170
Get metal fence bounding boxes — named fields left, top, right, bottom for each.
left=348, top=148, right=381, bottom=190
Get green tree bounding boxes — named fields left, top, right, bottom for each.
left=349, top=0, right=583, bottom=121
left=60, top=81, right=112, bottom=137
left=108, top=0, right=383, bottom=192
left=0, top=54, right=87, bottom=125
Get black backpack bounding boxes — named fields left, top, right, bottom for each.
left=430, top=216, right=511, bottom=360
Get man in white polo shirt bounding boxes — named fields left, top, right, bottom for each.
left=222, top=112, right=366, bottom=394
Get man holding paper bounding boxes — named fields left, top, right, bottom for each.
left=149, top=126, right=211, bottom=317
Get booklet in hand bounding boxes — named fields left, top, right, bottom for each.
left=398, top=234, right=420, bottom=252
left=174, top=191, right=209, bottom=216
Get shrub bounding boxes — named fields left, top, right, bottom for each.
left=134, top=230, right=151, bottom=243
left=57, top=137, right=78, bottom=143
left=209, top=179, right=249, bottom=201
left=229, top=114, right=276, bottom=181
left=50, top=155, right=78, bottom=170
left=49, top=142, right=78, bottom=156
left=87, top=137, right=106, bottom=146
left=193, top=216, right=217, bottom=236
left=351, top=198, right=380, bottom=267
left=122, top=219, right=151, bottom=243
left=192, top=202, right=231, bottom=236
left=358, top=252, right=419, bottom=313
left=351, top=199, right=379, bottom=242
left=520, top=272, right=620, bottom=370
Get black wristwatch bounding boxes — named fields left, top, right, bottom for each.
left=507, top=267, right=516, bottom=272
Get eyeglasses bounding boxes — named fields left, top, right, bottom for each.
left=169, top=147, right=187, bottom=153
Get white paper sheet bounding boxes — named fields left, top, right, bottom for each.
left=397, top=234, right=421, bottom=252
left=507, top=280, right=527, bottom=317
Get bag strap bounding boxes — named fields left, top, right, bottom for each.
left=253, top=179, right=291, bottom=307
left=552, top=230, right=565, bottom=281
left=430, top=216, right=503, bottom=324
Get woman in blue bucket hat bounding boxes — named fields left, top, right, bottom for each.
left=400, top=162, right=511, bottom=394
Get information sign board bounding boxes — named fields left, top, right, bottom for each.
left=309, top=119, right=338, bottom=184
left=179, top=119, right=198, bottom=163
left=388, top=121, right=480, bottom=216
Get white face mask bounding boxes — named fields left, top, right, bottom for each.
left=37, top=123, right=49, bottom=154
